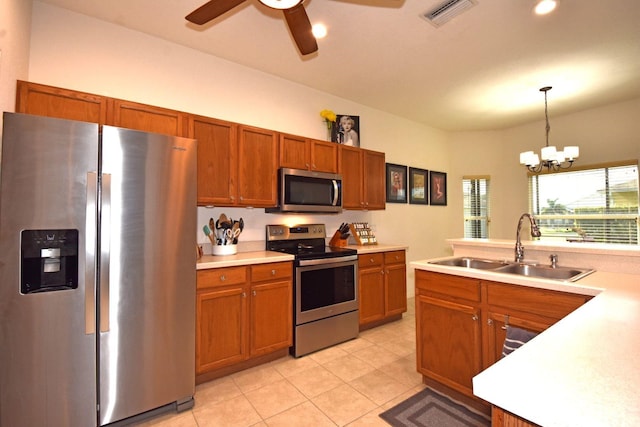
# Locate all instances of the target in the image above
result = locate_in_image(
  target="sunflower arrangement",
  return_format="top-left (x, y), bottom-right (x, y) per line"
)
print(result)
top-left (319, 109), bottom-right (337, 130)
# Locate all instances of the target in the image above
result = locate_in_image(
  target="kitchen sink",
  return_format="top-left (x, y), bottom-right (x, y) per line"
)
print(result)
top-left (428, 257), bottom-right (595, 282)
top-left (430, 257), bottom-right (510, 270)
top-left (493, 263), bottom-right (594, 282)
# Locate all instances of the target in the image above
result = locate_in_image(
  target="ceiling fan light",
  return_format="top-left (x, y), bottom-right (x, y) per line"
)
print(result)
top-left (259, 0), bottom-right (302, 10)
top-left (534, 0), bottom-right (556, 15)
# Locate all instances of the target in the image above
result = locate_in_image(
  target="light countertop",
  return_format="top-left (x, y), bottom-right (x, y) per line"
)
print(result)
top-left (411, 255), bottom-right (640, 426)
top-left (197, 243), bottom-right (407, 270)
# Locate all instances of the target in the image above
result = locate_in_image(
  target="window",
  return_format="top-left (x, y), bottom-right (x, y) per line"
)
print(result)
top-left (463, 176), bottom-right (490, 238)
top-left (529, 162), bottom-right (639, 244)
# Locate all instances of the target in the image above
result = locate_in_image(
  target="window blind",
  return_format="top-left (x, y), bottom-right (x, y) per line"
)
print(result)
top-left (529, 163), bottom-right (639, 244)
top-left (463, 176), bottom-right (490, 238)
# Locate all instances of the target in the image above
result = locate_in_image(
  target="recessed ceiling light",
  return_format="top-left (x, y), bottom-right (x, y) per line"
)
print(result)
top-left (534, 0), bottom-right (557, 15)
top-left (312, 24), bottom-right (327, 39)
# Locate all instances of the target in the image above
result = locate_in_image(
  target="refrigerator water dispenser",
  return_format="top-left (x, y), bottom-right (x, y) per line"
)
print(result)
top-left (21, 229), bottom-right (79, 294)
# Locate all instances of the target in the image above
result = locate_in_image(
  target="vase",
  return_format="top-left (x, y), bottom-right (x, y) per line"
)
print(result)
top-left (326, 123), bottom-right (334, 142)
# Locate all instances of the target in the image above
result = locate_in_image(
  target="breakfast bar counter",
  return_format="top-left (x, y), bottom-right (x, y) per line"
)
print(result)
top-left (411, 239), bottom-right (640, 426)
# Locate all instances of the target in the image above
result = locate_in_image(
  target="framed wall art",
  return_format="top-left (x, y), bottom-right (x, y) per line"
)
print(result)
top-left (386, 163), bottom-right (407, 203)
top-left (331, 114), bottom-right (360, 147)
top-left (409, 167), bottom-right (428, 205)
top-left (429, 171), bottom-right (447, 206)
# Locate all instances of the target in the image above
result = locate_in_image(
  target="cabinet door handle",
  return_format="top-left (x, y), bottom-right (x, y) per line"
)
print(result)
top-left (472, 314), bottom-right (479, 321)
top-left (487, 319), bottom-right (493, 326)
top-left (242, 292), bottom-right (246, 298)
top-left (252, 290), bottom-right (257, 297)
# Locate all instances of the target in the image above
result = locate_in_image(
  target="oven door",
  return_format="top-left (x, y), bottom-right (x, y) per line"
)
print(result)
top-left (295, 256), bottom-right (358, 325)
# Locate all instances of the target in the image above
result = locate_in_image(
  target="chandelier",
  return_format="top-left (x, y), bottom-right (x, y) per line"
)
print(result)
top-left (519, 86), bottom-right (579, 173)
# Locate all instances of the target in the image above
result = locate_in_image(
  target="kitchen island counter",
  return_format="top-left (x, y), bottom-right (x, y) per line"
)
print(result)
top-left (411, 254), bottom-right (640, 426)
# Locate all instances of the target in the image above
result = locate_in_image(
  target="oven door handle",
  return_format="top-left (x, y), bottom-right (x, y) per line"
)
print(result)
top-left (297, 255), bottom-right (358, 267)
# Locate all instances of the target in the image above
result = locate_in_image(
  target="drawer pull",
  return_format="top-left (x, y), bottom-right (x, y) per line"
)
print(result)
top-left (271, 269), bottom-right (276, 276)
top-left (220, 275), bottom-right (226, 282)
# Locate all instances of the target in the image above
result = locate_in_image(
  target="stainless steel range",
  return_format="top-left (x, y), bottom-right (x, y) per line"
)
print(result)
top-left (266, 224), bottom-right (359, 357)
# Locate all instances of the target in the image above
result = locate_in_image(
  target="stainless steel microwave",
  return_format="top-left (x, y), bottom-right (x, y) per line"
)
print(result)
top-left (266, 168), bottom-right (342, 213)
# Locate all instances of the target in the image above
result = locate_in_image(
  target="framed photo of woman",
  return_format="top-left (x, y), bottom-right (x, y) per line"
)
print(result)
top-left (386, 163), bottom-right (407, 203)
top-left (429, 171), bottom-right (447, 206)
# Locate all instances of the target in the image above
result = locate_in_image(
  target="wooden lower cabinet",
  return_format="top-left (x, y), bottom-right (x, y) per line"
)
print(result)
top-left (358, 250), bottom-right (407, 328)
top-left (415, 270), bottom-right (591, 400)
top-left (196, 262), bottom-right (292, 382)
top-left (492, 406), bottom-right (541, 427)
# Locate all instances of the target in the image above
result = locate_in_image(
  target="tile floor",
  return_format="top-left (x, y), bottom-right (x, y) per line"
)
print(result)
top-left (139, 298), bottom-right (425, 427)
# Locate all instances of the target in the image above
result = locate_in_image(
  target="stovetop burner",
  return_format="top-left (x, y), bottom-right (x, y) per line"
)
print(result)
top-left (266, 224), bottom-right (357, 260)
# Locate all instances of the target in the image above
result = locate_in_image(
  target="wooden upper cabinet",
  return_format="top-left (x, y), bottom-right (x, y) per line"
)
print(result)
top-left (362, 149), bottom-right (386, 210)
top-left (278, 134), bottom-right (338, 173)
top-left (15, 80), bottom-right (108, 124)
top-left (108, 99), bottom-right (188, 137)
top-left (279, 133), bottom-right (310, 170)
top-left (339, 146), bottom-right (385, 210)
top-left (237, 125), bottom-right (278, 207)
top-left (190, 115), bottom-right (238, 206)
top-left (339, 145), bottom-right (364, 209)
top-left (309, 139), bottom-right (338, 173)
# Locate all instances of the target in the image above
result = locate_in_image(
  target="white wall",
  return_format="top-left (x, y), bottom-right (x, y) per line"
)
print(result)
top-left (0, 0), bottom-right (32, 133)
top-left (449, 97), bottom-right (640, 240)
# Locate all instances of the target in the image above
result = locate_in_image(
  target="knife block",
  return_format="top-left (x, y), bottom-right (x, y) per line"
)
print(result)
top-left (329, 230), bottom-right (348, 247)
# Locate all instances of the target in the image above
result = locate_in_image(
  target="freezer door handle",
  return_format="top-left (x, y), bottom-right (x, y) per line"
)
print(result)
top-left (100, 173), bottom-right (111, 333)
top-left (85, 172), bottom-right (97, 334)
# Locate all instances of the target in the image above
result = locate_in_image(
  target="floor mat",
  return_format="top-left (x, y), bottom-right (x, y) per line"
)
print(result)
top-left (379, 387), bottom-right (490, 427)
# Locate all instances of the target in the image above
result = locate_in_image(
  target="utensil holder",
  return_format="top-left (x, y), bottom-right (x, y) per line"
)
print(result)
top-left (212, 244), bottom-right (238, 256)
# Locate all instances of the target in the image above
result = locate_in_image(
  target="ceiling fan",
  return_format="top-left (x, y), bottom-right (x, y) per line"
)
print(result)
top-left (185, 0), bottom-right (317, 56)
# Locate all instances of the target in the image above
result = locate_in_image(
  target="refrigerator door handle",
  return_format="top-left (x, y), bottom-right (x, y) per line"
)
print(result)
top-left (85, 172), bottom-right (97, 334)
top-left (100, 173), bottom-right (111, 333)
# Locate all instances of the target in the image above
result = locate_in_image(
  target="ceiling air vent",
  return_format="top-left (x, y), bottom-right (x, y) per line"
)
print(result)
top-left (421, 0), bottom-right (477, 27)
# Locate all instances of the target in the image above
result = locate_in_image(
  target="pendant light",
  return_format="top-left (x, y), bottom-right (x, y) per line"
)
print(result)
top-left (519, 86), bottom-right (579, 173)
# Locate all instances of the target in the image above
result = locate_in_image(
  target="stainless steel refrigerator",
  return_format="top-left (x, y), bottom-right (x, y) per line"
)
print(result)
top-left (0, 112), bottom-right (197, 426)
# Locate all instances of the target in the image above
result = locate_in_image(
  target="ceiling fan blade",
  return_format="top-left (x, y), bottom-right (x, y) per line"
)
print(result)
top-left (186, 0), bottom-right (247, 25)
top-left (283, 4), bottom-right (318, 55)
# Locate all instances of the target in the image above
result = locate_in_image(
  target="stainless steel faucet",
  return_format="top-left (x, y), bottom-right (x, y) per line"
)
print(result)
top-left (515, 213), bottom-right (542, 262)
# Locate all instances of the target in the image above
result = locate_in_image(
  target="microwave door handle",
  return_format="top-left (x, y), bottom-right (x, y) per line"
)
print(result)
top-left (332, 180), bottom-right (339, 206)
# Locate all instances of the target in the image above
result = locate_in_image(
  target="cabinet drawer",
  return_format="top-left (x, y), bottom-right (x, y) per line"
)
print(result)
top-left (415, 271), bottom-right (481, 303)
top-left (197, 266), bottom-right (247, 290)
top-left (359, 252), bottom-right (384, 268)
top-left (384, 250), bottom-right (405, 265)
top-left (485, 281), bottom-right (589, 320)
top-left (251, 262), bottom-right (293, 282)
